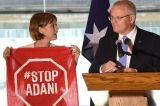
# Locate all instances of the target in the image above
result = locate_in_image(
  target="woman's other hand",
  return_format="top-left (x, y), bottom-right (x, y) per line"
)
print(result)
top-left (3, 47), bottom-right (11, 60)
top-left (70, 45), bottom-right (80, 64)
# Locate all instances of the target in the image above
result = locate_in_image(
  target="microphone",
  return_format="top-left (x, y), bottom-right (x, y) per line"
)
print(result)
top-left (124, 38), bottom-right (133, 56)
top-left (115, 40), bottom-right (125, 57)
top-left (115, 39), bottom-right (132, 57)
top-left (124, 38), bottom-right (130, 45)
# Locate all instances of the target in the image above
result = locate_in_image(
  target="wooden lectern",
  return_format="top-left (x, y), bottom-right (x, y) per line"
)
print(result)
top-left (82, 72), bottom-right (160, 106)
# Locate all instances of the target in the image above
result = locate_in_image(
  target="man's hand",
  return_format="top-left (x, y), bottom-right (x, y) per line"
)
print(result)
top-left (124, 68), bottom-right (137, 72)
top-left (101, 61), bottom-right (116, 73)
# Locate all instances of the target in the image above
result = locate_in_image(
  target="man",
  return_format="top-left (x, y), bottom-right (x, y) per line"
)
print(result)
top-left (89, 0), bottom-right (160, 73)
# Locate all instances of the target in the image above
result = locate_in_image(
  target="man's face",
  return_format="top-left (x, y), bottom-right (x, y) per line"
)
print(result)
top-left (110, 5), bottom-right (133, 35)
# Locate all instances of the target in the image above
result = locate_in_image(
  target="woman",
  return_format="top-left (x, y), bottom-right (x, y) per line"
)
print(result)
top-left (4, 12), bottom-right (80, 106)
top-left (3, 12), bottom-right (80, 63)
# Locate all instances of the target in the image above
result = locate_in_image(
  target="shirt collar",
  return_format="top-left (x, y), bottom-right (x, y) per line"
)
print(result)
top-left (119, 26), bottom-right (137, 40)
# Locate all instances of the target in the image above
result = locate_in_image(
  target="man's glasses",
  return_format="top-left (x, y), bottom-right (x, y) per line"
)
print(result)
top-left (109, 15), bottom-right (130, 21)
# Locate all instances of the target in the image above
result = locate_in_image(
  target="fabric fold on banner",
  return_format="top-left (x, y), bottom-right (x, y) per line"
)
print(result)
top-left (6, 46), bottom-right (79, 106)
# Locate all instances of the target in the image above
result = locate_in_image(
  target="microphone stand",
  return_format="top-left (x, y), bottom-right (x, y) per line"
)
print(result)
top-left (115, 39), bottom-right (132, 72)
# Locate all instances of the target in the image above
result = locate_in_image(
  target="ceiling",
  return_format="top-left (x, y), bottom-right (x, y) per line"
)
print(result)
top-left (0, 0), bottom-right (160, 13)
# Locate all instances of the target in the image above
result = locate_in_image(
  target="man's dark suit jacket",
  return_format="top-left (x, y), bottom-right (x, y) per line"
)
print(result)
top-left (89, 27), bottom-right (160, 73)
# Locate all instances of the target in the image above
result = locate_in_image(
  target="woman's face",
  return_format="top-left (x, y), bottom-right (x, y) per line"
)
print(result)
top-left (40, 20), bottom-right (59, 41)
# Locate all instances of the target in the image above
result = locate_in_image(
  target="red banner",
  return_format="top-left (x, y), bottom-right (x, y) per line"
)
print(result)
top-left (6, 46), bottom-right (79, 106)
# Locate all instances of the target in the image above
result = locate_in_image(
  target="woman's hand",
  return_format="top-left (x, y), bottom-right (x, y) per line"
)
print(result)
top-left (3, 47), bottom-right (11, 60)
top-left (70, 45), bottom-right (80, 64)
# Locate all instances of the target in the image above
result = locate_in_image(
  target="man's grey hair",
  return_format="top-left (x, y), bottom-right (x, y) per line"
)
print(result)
top-left (113, 0), bottom-right (137, 16)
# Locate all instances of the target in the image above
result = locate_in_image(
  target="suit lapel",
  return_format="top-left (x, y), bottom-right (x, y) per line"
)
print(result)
top-left (111, 33), bottom-right (119, 61)
top-left (130, 27), bottom-right (143, 67)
